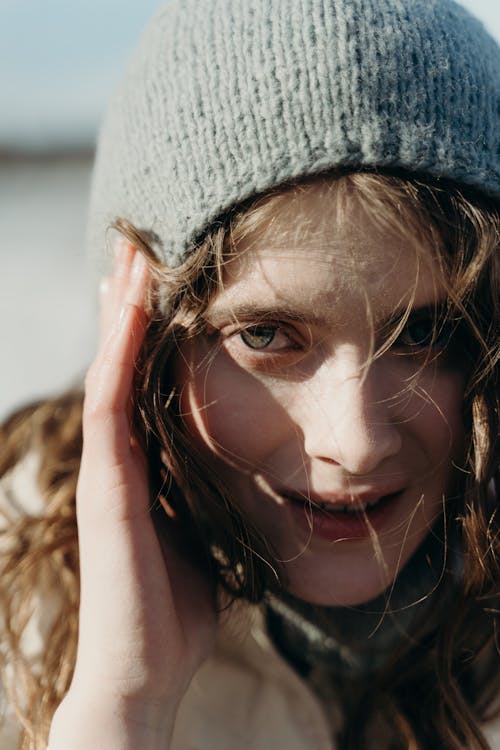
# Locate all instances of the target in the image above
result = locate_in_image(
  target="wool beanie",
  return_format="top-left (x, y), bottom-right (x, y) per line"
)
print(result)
top-left (87, 0), bottom-right (500, 268)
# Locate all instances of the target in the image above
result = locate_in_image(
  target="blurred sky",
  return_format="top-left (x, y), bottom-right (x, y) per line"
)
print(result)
top-left (0, 0), bottom-right (159, 150)
top-left (1, 0), bottom-right (500, 150)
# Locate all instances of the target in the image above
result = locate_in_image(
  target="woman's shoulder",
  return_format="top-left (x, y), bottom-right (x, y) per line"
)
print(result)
top-left (176, 599), bottom-right (500, 750)
top-left (171, 603), bottom-right (336, 750)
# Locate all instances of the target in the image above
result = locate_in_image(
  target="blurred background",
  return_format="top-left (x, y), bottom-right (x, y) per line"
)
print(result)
top-left (1, 0), bottom-right (499, 420)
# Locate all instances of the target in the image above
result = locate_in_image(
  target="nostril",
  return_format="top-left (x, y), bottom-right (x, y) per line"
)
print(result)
top-left (305, 416), bottom-right (402, 475)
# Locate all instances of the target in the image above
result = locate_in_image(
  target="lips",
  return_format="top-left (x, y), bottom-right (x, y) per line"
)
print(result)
top-left (280, 487), bottom-right (405, 513)
top-left (278, 486), bottom-right (406, 541)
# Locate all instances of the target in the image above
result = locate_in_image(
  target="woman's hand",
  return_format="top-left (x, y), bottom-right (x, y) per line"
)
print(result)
top-left (48, 242), bottom-right (216, 750)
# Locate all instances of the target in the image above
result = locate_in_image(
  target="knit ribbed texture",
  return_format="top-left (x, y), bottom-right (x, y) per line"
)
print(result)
top-left (88, 0), bottom-right (500, 268)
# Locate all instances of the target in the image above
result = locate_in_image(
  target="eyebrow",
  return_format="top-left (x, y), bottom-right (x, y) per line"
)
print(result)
top-left (204, 298), bottom-right (454, 330)
top-left (204, 302), bottom-right (330, 327)
top-left (205, 299), bottom-right (448, 329)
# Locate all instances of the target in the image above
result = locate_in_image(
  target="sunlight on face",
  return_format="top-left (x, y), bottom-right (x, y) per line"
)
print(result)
top-left (176, 183), bottom-right (466, 606)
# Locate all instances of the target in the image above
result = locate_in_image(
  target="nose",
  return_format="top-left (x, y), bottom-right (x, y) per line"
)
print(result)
top-left (301, 353), bottom-right (402, 475)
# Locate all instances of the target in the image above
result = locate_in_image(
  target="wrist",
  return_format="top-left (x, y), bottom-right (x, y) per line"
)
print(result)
top-left (48, 691), bottom-right (179, 750)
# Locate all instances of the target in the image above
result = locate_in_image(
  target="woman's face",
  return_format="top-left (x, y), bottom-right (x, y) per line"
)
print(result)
top-left (176, 185), bottom-right (466, 606)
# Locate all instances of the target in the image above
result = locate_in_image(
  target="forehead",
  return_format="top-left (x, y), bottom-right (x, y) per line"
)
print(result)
top-left (210, 184), bottom-right (444, 320)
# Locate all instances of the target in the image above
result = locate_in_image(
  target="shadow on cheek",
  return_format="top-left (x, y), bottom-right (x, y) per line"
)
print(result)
top-left (176, 351), bottom-right (311, 474)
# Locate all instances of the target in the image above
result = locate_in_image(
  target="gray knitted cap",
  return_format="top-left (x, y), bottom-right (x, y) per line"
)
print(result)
top-left (88, 0), bottom-right (500, 268)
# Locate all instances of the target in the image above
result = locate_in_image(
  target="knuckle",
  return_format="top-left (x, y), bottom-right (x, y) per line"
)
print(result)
top-left (83, 401), bottom-right (112, 423)
top-left (82, 402), bottom-right (124, 432)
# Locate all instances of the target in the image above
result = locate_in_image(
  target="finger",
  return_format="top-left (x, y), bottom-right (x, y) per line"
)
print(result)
top-left (111, 238), bottom-right (136, 311)
top-left (98, 276), bottom-right (111, 342)
top-left (84, 251), bottom-right (150, 457)
top-left (87, 250), bottom-right (149, 416)
top-left (98, 238), bottom-right (136, 352)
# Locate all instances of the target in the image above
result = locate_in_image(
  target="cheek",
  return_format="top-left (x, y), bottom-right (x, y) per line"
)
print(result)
top-left (409, 367), bottom-right (466, 464)
top-left (177, 346), bottom-right (292, 463)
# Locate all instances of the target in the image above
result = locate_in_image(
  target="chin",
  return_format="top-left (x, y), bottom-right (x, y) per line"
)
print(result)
top-left (285, 579), bottom-right (393, 608)
top-left (279, 551), bottom-right (404, 608)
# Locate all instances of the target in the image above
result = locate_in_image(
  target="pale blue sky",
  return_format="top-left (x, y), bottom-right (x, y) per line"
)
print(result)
top-left (0, 0), bottom-right (159, 148)
top-left (1, 0), bottom-right (499, 150)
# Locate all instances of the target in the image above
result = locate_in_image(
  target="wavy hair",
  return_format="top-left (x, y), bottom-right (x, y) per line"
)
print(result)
top-left (0, 170), bottom-right (498, 749)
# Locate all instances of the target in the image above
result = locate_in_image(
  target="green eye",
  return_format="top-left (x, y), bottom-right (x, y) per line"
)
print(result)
top-left (239, 326), bottom-right (277, 349)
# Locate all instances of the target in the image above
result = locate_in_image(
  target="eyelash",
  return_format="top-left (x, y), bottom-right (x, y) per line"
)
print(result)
top-left (219, 314), bottom-right (456, 360)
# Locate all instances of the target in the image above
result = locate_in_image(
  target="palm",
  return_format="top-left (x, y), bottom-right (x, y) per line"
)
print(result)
top-left (69, 244), bottom-right (215, 714)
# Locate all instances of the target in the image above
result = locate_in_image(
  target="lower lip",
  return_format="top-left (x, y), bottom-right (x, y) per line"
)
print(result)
top-left (285, 491), bottom-right (404, 542)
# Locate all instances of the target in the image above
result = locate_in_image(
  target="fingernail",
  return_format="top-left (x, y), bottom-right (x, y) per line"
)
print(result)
top-left (131, 250), bottom-right (147, 279)
top-left (114, 235), bottom-right (129, 258)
